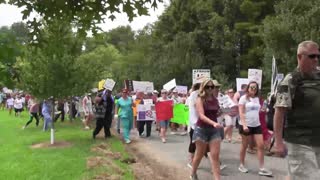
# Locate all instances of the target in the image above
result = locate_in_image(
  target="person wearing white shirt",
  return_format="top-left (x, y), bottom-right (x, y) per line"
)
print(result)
top-left (238, 81), bottom-right (272, 176)
top-left (14, 96), bottom-right (24, 117)
top-left (6, 96), bottom-right (14, 115)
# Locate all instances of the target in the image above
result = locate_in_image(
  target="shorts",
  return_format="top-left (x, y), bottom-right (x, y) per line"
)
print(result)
top-left (239, 125), bottom-right (262, 136)
top-left (224, 115), bottom-right (237, 126)
top-left (286, 142), bottom-right (320, 180)
top-left (14, 108), bottom-right (23, 113)
top-left (192, 126), bottom-right (224, 143)
top-left (159, 120), bottom-right (169, 128)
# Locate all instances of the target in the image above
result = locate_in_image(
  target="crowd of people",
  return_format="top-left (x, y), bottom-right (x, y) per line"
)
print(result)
top-left (1, 40), bottom-right (319, 180)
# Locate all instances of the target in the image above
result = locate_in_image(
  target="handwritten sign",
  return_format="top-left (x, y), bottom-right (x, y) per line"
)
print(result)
top-left (104, 78), bottom-right (116, 91)
top-left (133, 81), bottom-right (154, 93)
top-left (176, 85), bottom-right (188, 94)
top-left (248, 69), bottom-right (262, 89)
top-left (193, 69), bottom-right (211, 84)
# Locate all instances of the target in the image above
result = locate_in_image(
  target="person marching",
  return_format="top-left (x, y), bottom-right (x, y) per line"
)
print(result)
top-left (190, 79), bottom-right (224, 180)
top-left (238, 81), bottom-right (272, 176)
top-left (92, 94), bottom-right (107, 139)
top-left (114, 89), bottom-right (134, 144)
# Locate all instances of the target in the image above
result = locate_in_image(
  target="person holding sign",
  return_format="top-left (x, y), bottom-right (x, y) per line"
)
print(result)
top-left (238, 81), bottom-right (272, 176)
top-left (114, 89), bottom-right (134, 144)
top-left (157, 89), bottom-right (172, 143)
top-left (191, 79), bottom-right (224, 180)
top-left (223, 89), bottom-right (238, 143)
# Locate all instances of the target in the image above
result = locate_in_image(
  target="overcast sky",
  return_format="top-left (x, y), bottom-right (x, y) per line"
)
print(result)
top-left (0, 1), bottom-right (169, 31)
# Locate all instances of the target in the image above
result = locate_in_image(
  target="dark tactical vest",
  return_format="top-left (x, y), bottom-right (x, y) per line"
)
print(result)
top-left (285, 69), bottom-right (320, 146)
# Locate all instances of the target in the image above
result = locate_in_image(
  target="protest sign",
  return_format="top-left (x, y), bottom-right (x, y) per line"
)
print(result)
top-left (236, 78), bottom-right (249, 92)
top-left (133, 81), bottom-right (154, 93)
top-left (217, 94), bottom-right (236, 109)
top-left (171, 104), bottom-right (189, 125)
top-left (248, 69), bottom-right (262, 89)
top-left (124, 80), bottom-right (134, 91)
top-left (143, 99), bottom-right (153, 105)
top-left (163, 79), bottom-right (176, 91)
top-left (137, 104), bottom-right (156, 121)
top-left (155, 100), bottom-right (173, 121)
top-left (176, 85), bottom-right (188, 94)
top-left (104, 78), bottom-right (116, 91)
top-left (192, 69), bottom-right (211, 84)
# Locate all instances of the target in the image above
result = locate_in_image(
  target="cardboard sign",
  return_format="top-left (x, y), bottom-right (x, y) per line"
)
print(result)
top-left (104, 78), bottom-right (116, 91)
top-left (132, 81), bottom-right (154, 93)
top-left (236, 78), bottom-right (249, 92)
top-left (192, 69), bottom-right (211, 84)
top-left (137, 104), bottom-right (156, 121)
top-left (98, 80), bottom-right (105, 91)
top-left (248, 69), bottom-right (262, 89)
top-left (217, 94), bottom-right (236, 109)
top-left (163, 79), bottom-right (176, 91)
top-left (176, 85), bottom-right (188, 94)
top-left (155, 100), bottom-right (173, 121)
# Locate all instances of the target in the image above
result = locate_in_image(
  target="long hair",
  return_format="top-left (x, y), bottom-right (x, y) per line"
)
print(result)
top-left (245, 81), bottom-right (260, 100)
top-left (198, 79), bottom-right (214, 101)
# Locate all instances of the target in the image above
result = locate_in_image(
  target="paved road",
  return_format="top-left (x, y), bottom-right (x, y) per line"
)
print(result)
top-left (127, 127), bottom-right (287, 180)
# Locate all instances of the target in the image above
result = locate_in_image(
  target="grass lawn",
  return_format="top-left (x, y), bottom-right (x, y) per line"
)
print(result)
top-left (0, 110), bottom-right (134, 180)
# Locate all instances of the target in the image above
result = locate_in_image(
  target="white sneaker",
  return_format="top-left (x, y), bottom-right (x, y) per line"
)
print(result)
top-left (125, 140), bottom-right (131, 144)
top-left (180, 131), bottom-right (187, 136)
top-left (259, 168), bottom-right (273, 177)
top-left (187, 162), bottom-right (192, 169)
top-left (220, 164), bottom-right (227, 170)
top-left (170, 132), bottom-right (177, 135)
top-left (238, 164), bottom-right (249, 173)
top-left (84, 126), bottom-right (90, 130)
top-left (22, 126), bottom-right (26, 130)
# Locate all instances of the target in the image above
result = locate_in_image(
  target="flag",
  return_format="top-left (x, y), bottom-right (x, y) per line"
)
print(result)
top-left (271, 56), bottom-right (278, 94)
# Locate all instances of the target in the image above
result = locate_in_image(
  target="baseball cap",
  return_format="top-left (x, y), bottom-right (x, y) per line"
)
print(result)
top-left (153, 90), bottom-right (159, 94)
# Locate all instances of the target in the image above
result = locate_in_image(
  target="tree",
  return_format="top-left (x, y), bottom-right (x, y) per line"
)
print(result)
top-left (4, 0), bottom-right (163, 39)
top-left (262, 0), bottom-right (320, 88)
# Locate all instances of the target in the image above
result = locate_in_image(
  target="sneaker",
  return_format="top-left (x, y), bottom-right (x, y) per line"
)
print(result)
top-left (187, 163), bottom-right (192, 169)
top-left (190, 174), bottom-right (198, 180)
top-left (180, 131), bottom-right (187, 136)
top-left (22, 126), bottom-right (26, 130)
top-left (170, 132), bottom-right (177, 135)
top-left (125, 140), bottom-right (131, 144)
top-left (220, 164), bottom-right (227, 170)
top-left (259, 168), bottom-right (273, 177)
top-left (238, 164), bottom-right (249, 173)
top-left (161, 138), bottom-right (166, 143)
top-left (84, 126), bottom-right (90, 130)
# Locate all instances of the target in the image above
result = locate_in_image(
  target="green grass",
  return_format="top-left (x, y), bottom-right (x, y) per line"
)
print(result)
top-left (0, 110), bottom-right (134, 180)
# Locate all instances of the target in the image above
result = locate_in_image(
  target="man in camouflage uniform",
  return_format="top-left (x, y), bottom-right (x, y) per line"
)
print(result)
top-left (273, 40), bottom-right (320, 179)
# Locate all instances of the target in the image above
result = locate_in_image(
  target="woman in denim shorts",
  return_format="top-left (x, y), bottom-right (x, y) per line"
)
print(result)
top-left (190, 79), bottom-right (224, 180)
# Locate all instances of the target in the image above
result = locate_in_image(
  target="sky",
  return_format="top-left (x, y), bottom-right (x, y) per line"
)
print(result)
top-left (0, 1), bottom-right (169, 32)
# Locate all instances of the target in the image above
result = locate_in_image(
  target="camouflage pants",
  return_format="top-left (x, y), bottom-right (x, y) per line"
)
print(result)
top-left (287, 142), bottom-right (320, 180)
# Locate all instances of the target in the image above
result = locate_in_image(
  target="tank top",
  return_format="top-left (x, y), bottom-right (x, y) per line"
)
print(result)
top-left (196, 97), bottom-right (219, 128)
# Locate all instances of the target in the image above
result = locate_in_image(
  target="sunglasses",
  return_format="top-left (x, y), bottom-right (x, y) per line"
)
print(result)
top-left (249, 86), bottom-right (257, 90)
top-left (161, 92), bottom-right (167, 94)
top-left (304, 54), bottom-right (320, 59)
top-left (205, 85), bottom-right (215, 90)
top-left (228, 91), bottom-right (234, 93)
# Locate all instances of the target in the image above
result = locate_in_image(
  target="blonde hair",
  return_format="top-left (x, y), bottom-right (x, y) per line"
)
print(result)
top-left (198, 79), bottom-right (214, 100)
top-left (297, 40), bottom-right (319, 55)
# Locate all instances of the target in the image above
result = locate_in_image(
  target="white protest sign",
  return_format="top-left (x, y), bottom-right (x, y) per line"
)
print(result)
top-left (248, 69), bottom-right (263, 89)
top-left (163, 79), bottom-right (176, 91)
top-left (236, 78), bottom-right (249, 92)
top-left (277, 73), bottom-right (284, 82)
top-left (192, 69), bottom-right (211, 84)
top-left (104, 78), bottom-right (116, 90)
top-left (132, 81), bottom-right (154, 93)
top-left (143, 99), bottom-right (153, 105)
top-left (217, 94), bottom-right (236, 109)
top-left (137, 104), bottom-right (156, 121)
top-left (176, 85), bottom-right (188, 94)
